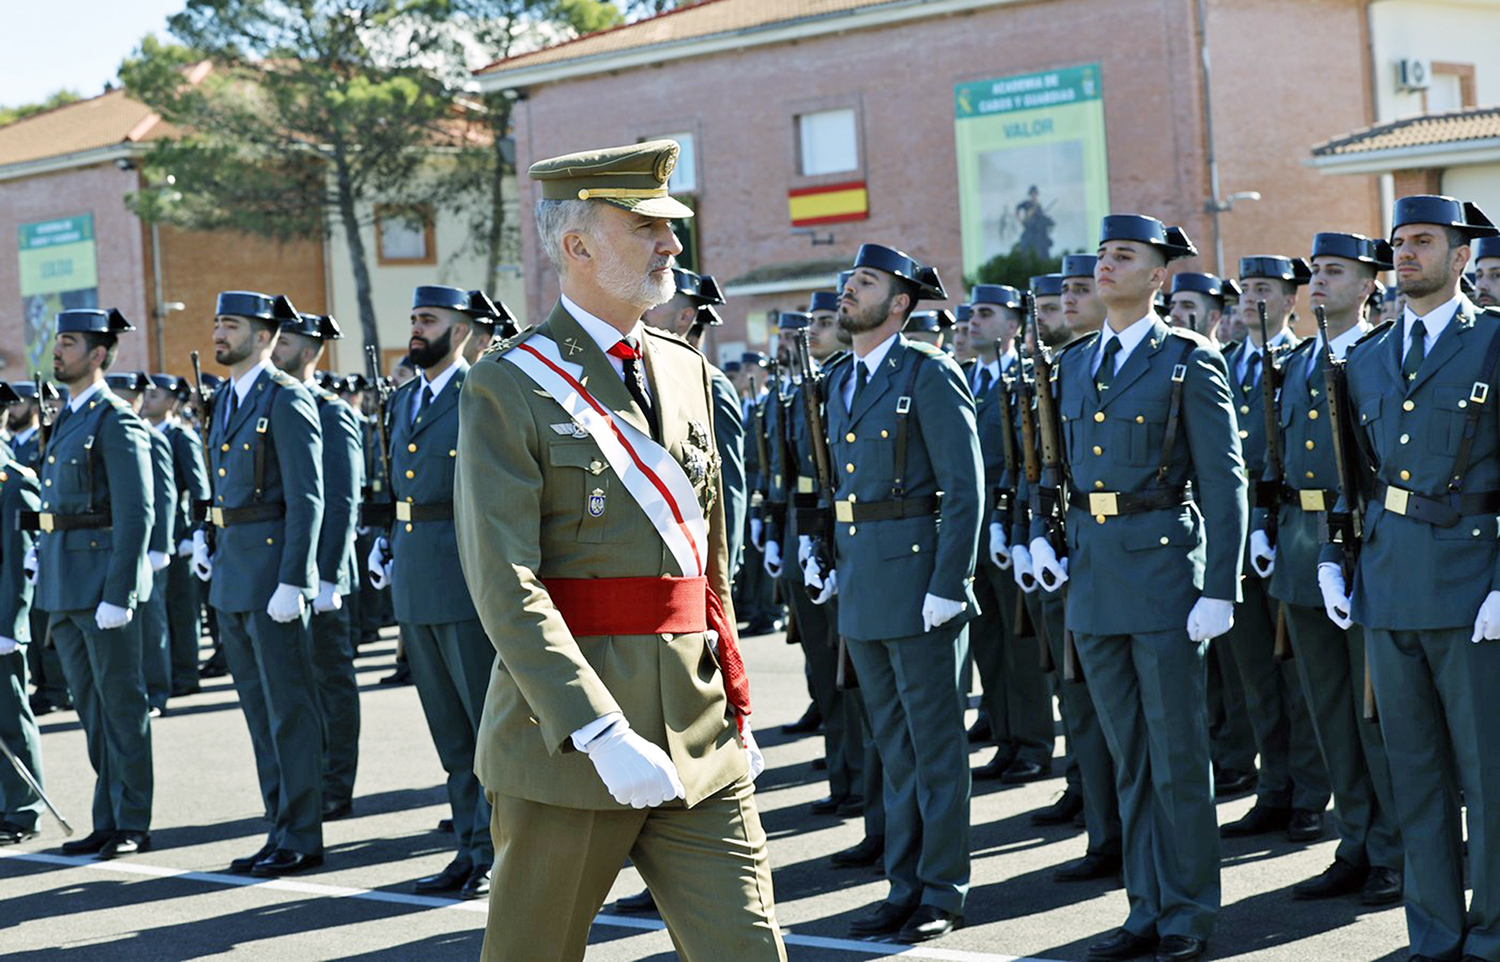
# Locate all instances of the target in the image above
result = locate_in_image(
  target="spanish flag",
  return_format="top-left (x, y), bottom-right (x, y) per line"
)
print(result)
top-left (788, 181), bottom-right (869, 227)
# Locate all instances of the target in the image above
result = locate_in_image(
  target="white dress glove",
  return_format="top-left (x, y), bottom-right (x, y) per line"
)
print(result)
top-left (1186, 597), bottom-right (1235, 641)
top-left (1029, 537), bottom-right (1069, 591)
top-left (988, 522), bottom-right (1012, 570)
top-left (191, 530), bottom-right (213, 581)
top-left (803, 554), bottom-right (838, 604)
top-left (1317, 562), bottom-right (1353, 630)
top-left (367, 537), bottom-right (392, 591)
top-left (1249, 530), bottom-right (1276, 578)
top-left (267, 583), bottom-right (306, 623)
top-left (313, 581), bottom-right (343, 614)
top-left (797, 534), bottom-right (813, 567)
top-left (742, 720), bottom-right (765, 783)
top-left (149, 550), bottom-right (171, 572)
top-left (176, 539), bottom-right (193, 558)
top-left (749, 517), bottom-right (765, 551)
top-left (0, 637), bottom-right (18, 656)
top-left (1012, 544), bottom-right (1037, 593)
top-left (1472, 590), bottom-right (1500, 643)
top-left (922, 593), bottom-right (967, 632)
top-left (763, 540), bottom-right (783, 578)
top-left (582, 719), bottom-right (686, 808)
top-left (95, 602), bottom-right (133, 631)
top-left (23, 545), bottom-right (38, 586)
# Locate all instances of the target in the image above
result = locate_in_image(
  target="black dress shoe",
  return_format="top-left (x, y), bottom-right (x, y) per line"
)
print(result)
top-left (744, 619), bottom-right (778, 637)
top-left (1219, 804), bottom-right (1291, 837)
top-left (1087, 927), bottom-right (1157, 960)
top-left (97, 832), bottom-right (150, 860)
top-left (61, 830), bottom-right (115, 855)
top-left (251, 849), bottom-right (324, 877)
top-left (1000, 758), bottom-right (1052, 785)
top-left (848, 901), bottom-right (916, 937)
top-left (230, 842), bottom-right (277, 874)
top-left (1031, 790), bottom-right (1085, 825)
top-left (1359, 867), bottom-right (1402, 905)
top-left (1074, 810), bottom-right (1088, 828)
top-left (1286, 809), bottom-right (1325, 842)
top-left (811, 757), bottom-right (827, 771)
top-left (836, 796), bottom-right (865, 818)
top-left (1214, 768), bottom-right (1258, 797)
top-left (1292, 858), bottom-right (1367, 899)
top-left (0, 822), bottom-right (39, 845)
top-left (896, 905), bottom-right (961, 943)
top-left (1055, 852), bottom-right (1123, 882)
top-left (414, 857), bottom-right (473, 893)
top-left (1155, 934), bottom-right (1206, 961)
top-left (972, 751), bottom-right (1016, 780)
top-left (831, 836), bottom-right (884, 868)
top-left (199, 658), bottom-right (229, 679)
top-left (810, 794), bottom-right (847, 815)
top-left (379, 662), bottom-right (412, 686)
top-left (322, 799), bottom-right (354, 821)
top-left (781, 703), bottom-right (822, 735)
top-left (459, 865), bottom-right (490, 900)
top-left (436, 818), bottom-right (453, 833)
top-left (170, 682), bottom-right (201, 697)
top-left (614, 889), bottom-right (657, 913)
top-left (966, 715), bottom-right (993, 744)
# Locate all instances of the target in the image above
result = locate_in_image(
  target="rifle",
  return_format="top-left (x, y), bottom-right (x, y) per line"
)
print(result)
top-left (990, 337), bottom-right (1035, 645)
top-left (189, 351), bottom-right (217, 548)
top-left (1314, 305), bottom-right (1376, 722)
top-left (33, 371), bottom-right (53, 462)
top-left (1013, 299), bottom-right (1052, 670)
top-left (1029, 329), bottom-right (1079, 681)
top-left (359, 344), bottom-right (396, 530)
top-left (1256, 301), bottom-right (1292, 662)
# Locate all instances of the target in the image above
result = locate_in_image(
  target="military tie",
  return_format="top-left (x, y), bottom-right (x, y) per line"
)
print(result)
top-left (222, 388), bottom-right (239, 431)
top-left (852, 361), bottom-right (870, 411)
top-left (609, 337), bottom-right (659, 440)
top-left (1403, 318), bottom-right (1427, 383)
top-left (975, 366), bottom-right (993, 400)
top-left (1094, 337), bottom-right (1120, 399)
top-left (50, 404), bottom-right (72, 437)
top-left (413, 383), bottom-right (433, 424)
top-left (1241, 352), bottom-right (1261, 396)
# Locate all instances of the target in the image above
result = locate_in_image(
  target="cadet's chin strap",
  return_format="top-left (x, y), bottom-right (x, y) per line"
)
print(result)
top-left (891, 358), bottom-right (924, 499)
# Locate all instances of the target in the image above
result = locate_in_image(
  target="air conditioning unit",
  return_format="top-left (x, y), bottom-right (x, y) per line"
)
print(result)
top-left (1397, 59), bottom-right (1431, 92)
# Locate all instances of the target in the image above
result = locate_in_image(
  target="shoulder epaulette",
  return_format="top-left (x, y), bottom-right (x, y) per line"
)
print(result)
top-left (1350, 319), bottom-right (1394, 352)
top-left (311, 385), bottom-right (339, 404)
top-left (1055, 330), bottom-right (1101, 360)
top-left (823, 351), bottom-right (854, 373)
top-left (905, 339), bottom-right (945, 358)
top-left (1221, 338), bottom-right (1244, 355)
top-left (489, 326), bottom-right (540, 360)
top-left (642, 326), bottom-right (696, 352)
top-left (1288, 336), bottom-right (1317, 355)
top-left (1166, 325), bottom-right (1213, 350)
top-left (269, 369), bottom-right (300, 389)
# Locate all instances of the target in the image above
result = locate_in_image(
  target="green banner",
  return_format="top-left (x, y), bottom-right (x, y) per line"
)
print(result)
top-left (954, 64), bottom-right (1110, 281)
top-left (17, 214), bottom-right (98, 376)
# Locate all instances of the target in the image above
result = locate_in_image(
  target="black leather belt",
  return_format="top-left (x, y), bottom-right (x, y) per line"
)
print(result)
top-left (395, 501), bottom-right (453, 522)
top-left (833, 494), bottom-right (940, 523)
top-left (1250, 479), bottom-right (1285, 510)
top-left (792, 492), bottom-right (819, 510)
top-left (359, 502), bottom-right (394, 528)
top-left (17, 510), bottom-right (110, 532)
top-left (212, 503), bottom-right (286, 527)
top-left (1374, 482), bottom-right (1500, 529)
top-left (1067, 485), bottom-right (1191, 518)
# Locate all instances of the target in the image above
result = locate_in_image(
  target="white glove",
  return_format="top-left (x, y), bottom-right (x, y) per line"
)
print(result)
top-left (176, 539), bottom-right (193, 558)
top-left (922, 593), bottom-right (967, 632)
top-left (797, 534), bottom-right (813, 567)
top-left (0, 637), bottom-right (18, 656)
top-left (23, 545), bottom-right (38, 586)
top-left (803, 553), bottom-right (838, 603)
top-left (267, 583), bottom-right (306, 624)
top-left (742, 721), bottom-right (765, 783)
top-left (749, 517), bottom-right (765, 551)
top-left (191, 530), bottom-right (213, 581)
top-left (1472, 590), bottom-right (1500, 643)
top-left (582, 719), bottom-right (686, 808)
top-left (1012, 544), bottom-right (1037, 593)
top-left (988, 522), bottom-right (1012, 570)
top-left (1029, 537), bottom-right (1069, 591)
top-left (1249, 530), bottom-right (1276, 578)
top-left (1317, 562), bottom-right (1353, 630)
top-left (763, 540), bottom-right (783, 578)
top-left (95, 602), bottom-right (133, 631)
top-left (1186, 597), bottom-right (1235, 642)
top-left (149, 550), bottom-right (171, 572)
top-left (313, 581), bottom-right (343, 614)
top-left (367, 537), bottom-right (392, 591)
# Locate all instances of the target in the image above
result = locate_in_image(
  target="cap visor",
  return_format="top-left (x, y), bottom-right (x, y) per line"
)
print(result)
top-left (608, 195), bottom-right (695, 220)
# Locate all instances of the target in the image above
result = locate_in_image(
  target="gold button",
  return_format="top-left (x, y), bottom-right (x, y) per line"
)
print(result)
top-left (528, 715), bottom-right (539, 726)
top-left (1308, 409), bottom-right (1319, 420)
top-left (1094, 412), bottom-right (1106, 422)
top-left (1474, 528), bottom-right (1483, 537)
top-left (243, 443), bottom-right (250, 450)
top-left (405, 523), bottom-right (414, 532)
top-left (1160, 536), bottom-right (1170, 545)
top-left (406, 496), bottom-right (414, 503)
top-left (1094, 480), bottom-right (1105, 489)
top-left (911, 544), bottom-right (920, 553)
top-left (43, 479), bottom-right (50, 486)
top-left (1239, 430), bottom-right (1249, 439)
top-left (1304, 440), bottom-right (1315, 450)
top-left (845, 432), bottom-right (856, 442)
top-left (1095, 514), bottom-right (1106, 524)
top-left (220, 444), bottom-right (229, 452)
top-left (450, 449), bottom-right (457, 457)
top-left (1400, 469), bottom-right (1411, 481)
top-left (848, 525), bottom-right (856, 535)
top-left (848, 494), bottom-right (857, 503)
top-left (1136, 415), bottom-right (1145, 424)
top-left (1092, 445), bottom-right (1103, 456)
top-left (1240, 405), bottom-right (1250, 415)
top-left (407, 443), bottom-right (417, 453)
top-left (845, 463), bottom-right (854, 473)
top-left (405, 469), bottom-right (415, 479)
top-left (218, 468), bottom-right (226, 477)
top-left (47, 455), bottom-right (55, 463)
top-left (1400, 434), bottom-right (1410, 445)
top-left (881, 429), bottom-right (889, 438)
top-left (265, 537), bottom-right (274, 545)
top-left (1305, 470), bottom-right (1315, 479)
top-left (1403, 400), bottom-right (1415, 412)
top-left (660, 632), bottom-right (673, 642)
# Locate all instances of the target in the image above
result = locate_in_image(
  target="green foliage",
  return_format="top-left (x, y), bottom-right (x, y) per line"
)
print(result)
top-left (548, 0), bottom-right (623, 34)
top-left (966, 247), bottom-right (1067, 291)
top-left (0, 90), bottom-right (85, 127)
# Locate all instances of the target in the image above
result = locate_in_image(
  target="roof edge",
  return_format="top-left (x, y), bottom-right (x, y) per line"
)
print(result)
top-left (1307, 137), bottom-right (1500, 175)
top-left (0, 141), bottom-right (146, 184)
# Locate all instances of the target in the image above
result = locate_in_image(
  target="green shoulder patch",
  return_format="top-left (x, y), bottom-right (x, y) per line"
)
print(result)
top-left (269, 369), bottom-right (301, 389)
top-left (488, 326), bottom-right (539, 360)
top-left (1350, 319), bottom-right (1394, 352)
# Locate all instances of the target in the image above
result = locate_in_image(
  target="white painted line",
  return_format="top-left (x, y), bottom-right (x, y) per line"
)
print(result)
top-left (0, 851), bottom-right (1063, 961)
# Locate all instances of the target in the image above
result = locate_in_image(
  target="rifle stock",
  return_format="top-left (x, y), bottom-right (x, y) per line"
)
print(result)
top-left (1256, 302), bottom-right (1294, 663)
top-left (1026, 321), bottom-right (1079, 681)
top-left (360, 344), bottom-right (397, 530)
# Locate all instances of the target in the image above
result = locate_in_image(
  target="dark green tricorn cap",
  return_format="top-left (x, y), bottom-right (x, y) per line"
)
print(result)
top-left (529, 139), bottom-right (694, 220)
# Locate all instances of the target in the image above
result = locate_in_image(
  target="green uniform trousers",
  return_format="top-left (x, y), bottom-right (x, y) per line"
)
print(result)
top-left (972, 562), bottom-right (1054, 768)
top-left (25, 607), bottom-right (69, 707)
top-left (1285, 605), bottom-right (1402, 871)
top-left (483, 775), bottom-right (785, 962)
top-left (1074, 628), bottom-right (1219, 941)
top-left (1220, 574), bottom-right (1329, 810)
top-left (165, 554), bottom-right (202, 693)
top-left (847, 622), bottom-right (970, 914)
top-left (139, 585), bottom-right (171, 712)
top-left (1023, 587), bottom-right (1074, 791)
top-left (404, 618), bottom-right (494, 866)
top-left (50, 610), bottom-right (153, 833)
top-left (0, 647), bottom-right (45, 831)
top-left (1207, 638), bottom-right (1257, 776)
top-left (1367, 626), bottom-right (1500, 962)
top-left (785, 575), bottom-right (858, 800)
top-left (736, 541), bottom-right (778, 627)
top-left (217, 606), bottom-right (323, 855)
top-left (310, 605), bottom-right (360, 808)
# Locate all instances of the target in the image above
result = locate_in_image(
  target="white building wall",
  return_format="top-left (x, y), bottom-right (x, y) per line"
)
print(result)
top-left (1369, 0), bottom-right (1500, 121)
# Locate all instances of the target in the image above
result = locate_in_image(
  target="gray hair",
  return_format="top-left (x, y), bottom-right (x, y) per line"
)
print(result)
top-left (535, 198), bottom-right (601, 274)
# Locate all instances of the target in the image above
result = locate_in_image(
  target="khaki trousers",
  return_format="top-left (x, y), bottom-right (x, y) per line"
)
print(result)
top-left (481, 774), bottom-right (785, 962)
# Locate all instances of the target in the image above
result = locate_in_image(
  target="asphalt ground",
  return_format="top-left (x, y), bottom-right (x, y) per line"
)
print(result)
top-left (1, 624), bottom-right (1419, 961)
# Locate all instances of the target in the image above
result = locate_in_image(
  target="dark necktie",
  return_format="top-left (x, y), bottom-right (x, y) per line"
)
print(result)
top-left (414, 383), bottom-right (433, 424)
top-left (1094, 337), bottom-right (1121, 399)
top-left (1403, 319), bottom-right (1427, 383)
top-left (1241, 352), bottom-right (1261, 396)
top-left (852, 362), bottom-right (869, 411)
top-left (223, 388), bottom-right (239, 431)
top-left (608, 337), bottom-right (658, 439)
top-left (975, 366), bottom-right (993, 399)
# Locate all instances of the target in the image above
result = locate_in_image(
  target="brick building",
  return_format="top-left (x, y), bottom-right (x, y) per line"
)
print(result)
top-left (476, 0), bottom-right (1382, 364)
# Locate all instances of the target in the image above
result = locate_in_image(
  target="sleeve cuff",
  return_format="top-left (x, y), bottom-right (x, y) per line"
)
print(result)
top-left (570, 711), bottom-right (624, 752)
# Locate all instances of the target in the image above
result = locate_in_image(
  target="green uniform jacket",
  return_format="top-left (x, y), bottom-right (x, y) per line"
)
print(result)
top-left (0, 462), bottom-right (40, 642)
top-left (1225, 334), bottom-right (1298, 566)
top-left (311, 386), bottom-right (362, 595)
top-left (386, 362), bottom-right (475, 625)
top-left (456, 304), bottom-right (743, 810)
top-left (13, 432), bottom-right (40, 474)
top-left (1041, 320), bottom-right (1247, 634)
top-left (164, 420), bottom-right (209, 550)
top-left (826, 336), bottom-right (984, 641)
top-left (206, 368), bottom-right (323, 612)
top-left (36, 387), bottom-right (154, 613)
top-left (141, 427), bottom-right (177, 603)
top-left (709, 365), bottom-right (746, 573)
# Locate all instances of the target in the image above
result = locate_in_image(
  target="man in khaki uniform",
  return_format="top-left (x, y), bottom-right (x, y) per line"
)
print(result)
top-left (455, 140), bottom-right (785, 962)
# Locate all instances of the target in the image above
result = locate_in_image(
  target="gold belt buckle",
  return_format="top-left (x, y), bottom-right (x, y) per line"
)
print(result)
top-left (834, 499), bottom-right (854, 523)
top-left (1299, 489), bottom-right (1327, 512)
top-left (1088, 492), bottom-right (1119, 517)
top-left (396, 502), bottom-right (412, 522)
top-left (38, 512), bottom-right (54, 533)
top-left (1384, 486), bottom-right (1410, 515)
top-left (797, 477), bottom-right (814, 494)
top-left (211, 507), bottom-right (226, 527)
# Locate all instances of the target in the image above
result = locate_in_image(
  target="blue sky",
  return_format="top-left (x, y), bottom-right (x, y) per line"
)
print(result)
top-left (3, 0), bottom-right (187, 106)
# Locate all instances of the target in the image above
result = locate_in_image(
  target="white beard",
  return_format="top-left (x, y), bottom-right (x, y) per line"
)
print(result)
top-left (596, 242), bottom-right (675, 311)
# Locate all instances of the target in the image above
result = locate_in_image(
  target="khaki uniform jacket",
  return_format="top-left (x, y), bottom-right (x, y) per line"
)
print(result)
top-left (456, 303), bottom-right (746, 811)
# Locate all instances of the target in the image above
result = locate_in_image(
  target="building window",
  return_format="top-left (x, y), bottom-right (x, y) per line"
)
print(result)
top-left (653, 132), bottom-right (697, 194)
top-left (797, 108), bottom-right (858, 177)
top-left (1427, 62), bottom-right (1476, 112)
top-left (375, 204), bottom-right (435, 265)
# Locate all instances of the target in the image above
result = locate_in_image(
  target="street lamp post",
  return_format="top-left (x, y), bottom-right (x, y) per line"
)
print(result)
top-left (1205, 190), bottom-right (1263, 276)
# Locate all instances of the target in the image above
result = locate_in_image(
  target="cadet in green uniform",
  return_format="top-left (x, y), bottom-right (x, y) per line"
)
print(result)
top-left (806, 244), bottom-right (982, 943)
top-left (459, 290), bottom-right (520, 365)
top-left (903, 308), bottom-right (954, 350)
top-left (0, 382), bottom-right (44, 845)
top-left (1219, 257), bottom-right (1331, 843)
top-left (1034, 217), bottom-right (1246, 962)
top-left (740, 349), bottom-right (782, 636)
top-left (367, 285), bottom-right (494, 900)
top-left (10, 382), bottom-right (71, 717)
top-left (1320, 195), bottom-right (1500, 962)
top-left (36, 309), bottom-right (155, 860)
top-left (1475, 236), bottom-right (1500, 308)
top-left (273, 312), bottom-right (363, 822)
top-left (199, 291), bottom-right (326, 877)
top-left (1247, 232), bottom-right (1403, 906)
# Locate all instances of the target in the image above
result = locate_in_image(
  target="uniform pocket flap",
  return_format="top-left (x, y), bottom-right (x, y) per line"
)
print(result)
top-left (548, 441), bottom-right (601, 470)
top-left (1121, 516), bottom-right (1196, 551)
top-left (1434, 515), bottom-right (1500, 540)
top-left (1359, 396), bottom-right (1382, 425)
